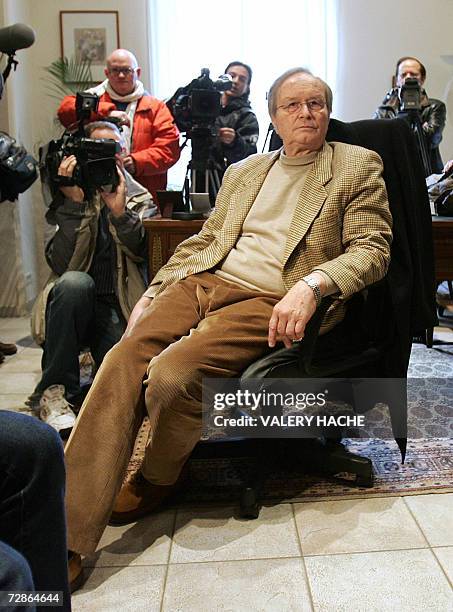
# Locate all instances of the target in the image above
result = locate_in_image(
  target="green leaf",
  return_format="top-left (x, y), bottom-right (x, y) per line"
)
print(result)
top-left (43, 56), bottom-right (94, 98)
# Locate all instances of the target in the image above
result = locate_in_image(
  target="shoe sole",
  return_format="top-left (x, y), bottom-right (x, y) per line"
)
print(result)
top-left (108, 507), bottom-right (156, 526)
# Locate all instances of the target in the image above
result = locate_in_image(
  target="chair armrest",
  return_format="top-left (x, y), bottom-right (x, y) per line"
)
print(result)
top-left (297, 296), bottom-right (335, 373)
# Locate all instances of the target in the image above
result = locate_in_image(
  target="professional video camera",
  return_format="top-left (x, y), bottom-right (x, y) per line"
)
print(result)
top-left (167, 69), bottom-right (232, 206)
top-left (39, 92), bottom-right (120, 202)
top-left (168, 68), bottom-right (233, 136)
top-left (399, 77), bottom-right (422, 112)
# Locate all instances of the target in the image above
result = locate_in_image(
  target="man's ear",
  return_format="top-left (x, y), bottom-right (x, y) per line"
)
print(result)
top-left (136, 67), bottom-right (142, 79)
top-left (270, 115), bottom-right (279, 135)
top-left (104, 67), bottom-right (109, 79)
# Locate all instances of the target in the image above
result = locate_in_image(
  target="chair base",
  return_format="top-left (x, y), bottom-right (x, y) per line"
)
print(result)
top-left (192, 437), bottom-right (374, 519)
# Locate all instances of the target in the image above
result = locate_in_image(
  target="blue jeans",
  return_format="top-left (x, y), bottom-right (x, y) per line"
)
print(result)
top-left (0, 411), bottom-right (71, 611)
top-left (34, 271), bottom-right (126, 400)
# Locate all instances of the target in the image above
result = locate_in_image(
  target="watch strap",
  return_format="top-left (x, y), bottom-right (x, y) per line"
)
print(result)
top-left (302, 275), bottom-right (322, 307)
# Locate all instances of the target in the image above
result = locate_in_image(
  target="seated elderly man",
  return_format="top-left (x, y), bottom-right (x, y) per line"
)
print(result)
top-left (66, 67), bottom-right (392, 587)
top-left (29, 121), bottom-right (156, 434)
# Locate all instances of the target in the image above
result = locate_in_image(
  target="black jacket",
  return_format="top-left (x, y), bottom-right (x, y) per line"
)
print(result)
top-left (373, 88), bottom-right (446, 173)
top-left (211, 95), bottom-right (259, 175)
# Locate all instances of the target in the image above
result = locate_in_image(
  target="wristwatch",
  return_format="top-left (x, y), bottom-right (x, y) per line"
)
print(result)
top-left (302, 275), bottom-right (322, 307)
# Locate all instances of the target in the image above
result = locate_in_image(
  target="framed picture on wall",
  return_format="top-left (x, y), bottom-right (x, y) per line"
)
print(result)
top-left (60, 10), bottom-right (120, 81)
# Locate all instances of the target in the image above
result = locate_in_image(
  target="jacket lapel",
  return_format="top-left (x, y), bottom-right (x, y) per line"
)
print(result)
top-left (219, 150), bottom-right (281, 249)
top-left (283, 142), bottom-right (333, 265)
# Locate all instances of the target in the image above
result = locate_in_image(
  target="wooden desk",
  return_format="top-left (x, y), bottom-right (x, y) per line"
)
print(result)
top-left (432, 216), bottom-right (453, 281)
top-left (143, 218), bottom-right (205, 277)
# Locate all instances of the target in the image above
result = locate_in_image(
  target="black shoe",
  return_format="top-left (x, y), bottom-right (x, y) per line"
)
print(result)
top-left (0, 341), bottom-right (17, 355)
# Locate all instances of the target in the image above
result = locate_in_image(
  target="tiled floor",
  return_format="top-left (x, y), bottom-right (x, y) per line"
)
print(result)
top-left (0, 317), bottom-right (452, 611)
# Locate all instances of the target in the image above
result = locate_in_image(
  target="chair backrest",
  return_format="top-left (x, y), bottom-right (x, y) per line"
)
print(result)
top-left (271, 118), bottom-right (437, 375)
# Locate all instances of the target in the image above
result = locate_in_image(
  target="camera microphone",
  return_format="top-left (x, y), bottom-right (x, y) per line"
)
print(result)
top-left (0, 23), bottom-right (35, 55)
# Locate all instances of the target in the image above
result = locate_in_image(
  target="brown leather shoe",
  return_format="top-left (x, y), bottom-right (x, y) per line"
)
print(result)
top-left (0, 341), bottom-right (17, 355)
top-left (68, 552), bottom-right (84, 593)
top-left (109, 470), bottom-right (186, 526)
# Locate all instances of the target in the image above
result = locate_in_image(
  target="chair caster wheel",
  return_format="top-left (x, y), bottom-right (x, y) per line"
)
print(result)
top-left (240, 487), bottom-right (261, 519)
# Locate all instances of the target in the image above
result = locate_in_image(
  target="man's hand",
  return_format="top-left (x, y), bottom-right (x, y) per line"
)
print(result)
top-left (108, 110), bottom-right (131, 127)
top-left (443, 159), bottom-right (453, 174)
top-left (218, 127), bottom-right (236, 145)
top-left (122, 294), bottom-right (153, 338)
top-left (268, 280), bottom-right (318, 349)
top-left (58, 155), bottom-right (85, 203)
top-left (100, 169), bottom-right (126, 218)
top-left (122, 155), bottom-right (136, 174)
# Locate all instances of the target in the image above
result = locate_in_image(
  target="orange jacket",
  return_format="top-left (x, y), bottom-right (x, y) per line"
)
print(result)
top-left (57, 93), bottom-right (180, 202)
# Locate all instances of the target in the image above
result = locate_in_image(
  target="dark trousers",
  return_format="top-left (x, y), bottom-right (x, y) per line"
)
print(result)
top-left (34, 271), bottom-right (126, 400)
top-left (0, 411), bottom-right (71, 611)
top-left (0, 541), bottom-right (35, 612)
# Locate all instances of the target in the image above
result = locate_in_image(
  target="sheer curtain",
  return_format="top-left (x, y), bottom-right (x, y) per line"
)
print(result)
top-left (147, 0), bottom-right (338, 187)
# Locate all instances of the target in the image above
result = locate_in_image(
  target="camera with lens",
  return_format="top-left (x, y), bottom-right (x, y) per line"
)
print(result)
top-left (399, 77), bottom-right (422, 112)
top-left (40, 92), bottom-right (120, 203)
top-left (167, 68), bottom-right (233, 136)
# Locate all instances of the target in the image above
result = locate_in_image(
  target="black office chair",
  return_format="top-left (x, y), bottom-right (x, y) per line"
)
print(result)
top-left (192, 118), bottom-right (437, 518)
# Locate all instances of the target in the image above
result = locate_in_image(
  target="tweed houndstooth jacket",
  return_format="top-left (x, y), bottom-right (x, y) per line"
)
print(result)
top-left (146, 141), bottom-right (392, 332)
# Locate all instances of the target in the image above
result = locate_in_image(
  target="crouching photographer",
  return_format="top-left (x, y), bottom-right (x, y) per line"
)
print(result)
top-left (373, 56), bottom-right (446, 175)
top-left (28, 119), bottom-right (157, 435)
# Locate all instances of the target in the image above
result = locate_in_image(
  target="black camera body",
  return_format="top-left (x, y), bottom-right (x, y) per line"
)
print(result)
top-left (40, 93), bottom-right (120, 202)
top-left (168, 68), bottom-right (232, 136)
top-left (399, 77), bottom-right (422, 112)
top-left (42, 134), bottom-right (120, 192)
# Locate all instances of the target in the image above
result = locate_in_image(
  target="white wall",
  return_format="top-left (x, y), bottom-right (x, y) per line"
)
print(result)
top-left (334, 0), bottom-right (453, 161)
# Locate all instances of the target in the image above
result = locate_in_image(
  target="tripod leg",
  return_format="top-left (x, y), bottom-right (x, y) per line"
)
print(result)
top-left (208, 170), bottom-right (218, 202)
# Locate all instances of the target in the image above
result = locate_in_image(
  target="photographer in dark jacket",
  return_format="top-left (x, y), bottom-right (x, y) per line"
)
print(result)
top-left (373, 56), bottom-right (446, 173)
top-left (28, 121), bottom-right (156, 435)
top-left (211, 61), bottom-right (259, 179)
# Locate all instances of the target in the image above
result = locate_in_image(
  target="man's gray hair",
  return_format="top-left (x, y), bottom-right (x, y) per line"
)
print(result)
top-left (267, 67), bottom-right (333, 116)
top-left (84, 121), bottom-right (122, 139)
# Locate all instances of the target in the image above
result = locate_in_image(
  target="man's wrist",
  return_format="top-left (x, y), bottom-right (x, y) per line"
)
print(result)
top-left (301, 275), bottom-right (322, 307)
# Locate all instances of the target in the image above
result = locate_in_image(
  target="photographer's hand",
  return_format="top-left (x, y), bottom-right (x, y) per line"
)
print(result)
top-left (218, 127), bottom-right (236, 145)
top-left (443, 160), bottom-right (453, 174)
top-left (100, 168), bottom-right (127, 218)
top-left (58, 155), bottom-right (85, 203)
top-left (122, 155), bottom-right (136, 174)
top-left (108, 110), bottom-right (131, 127)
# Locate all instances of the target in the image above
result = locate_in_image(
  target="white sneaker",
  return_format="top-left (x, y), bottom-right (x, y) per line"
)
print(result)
top-left (39, 385), bottom-right (76, 436)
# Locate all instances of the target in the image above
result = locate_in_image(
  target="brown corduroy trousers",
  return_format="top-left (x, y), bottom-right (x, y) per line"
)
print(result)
top-left (64, 272), bottom-right (281, 554)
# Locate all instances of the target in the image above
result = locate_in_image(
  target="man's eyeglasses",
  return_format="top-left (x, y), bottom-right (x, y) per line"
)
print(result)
top-left (277, 99), bottom-right (326, 114)
top-left (108, 67), bottom-right (136, 76)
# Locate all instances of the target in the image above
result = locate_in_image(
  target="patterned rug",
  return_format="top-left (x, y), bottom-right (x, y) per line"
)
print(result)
top-left (126, 343), bottom-right (453, 504)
